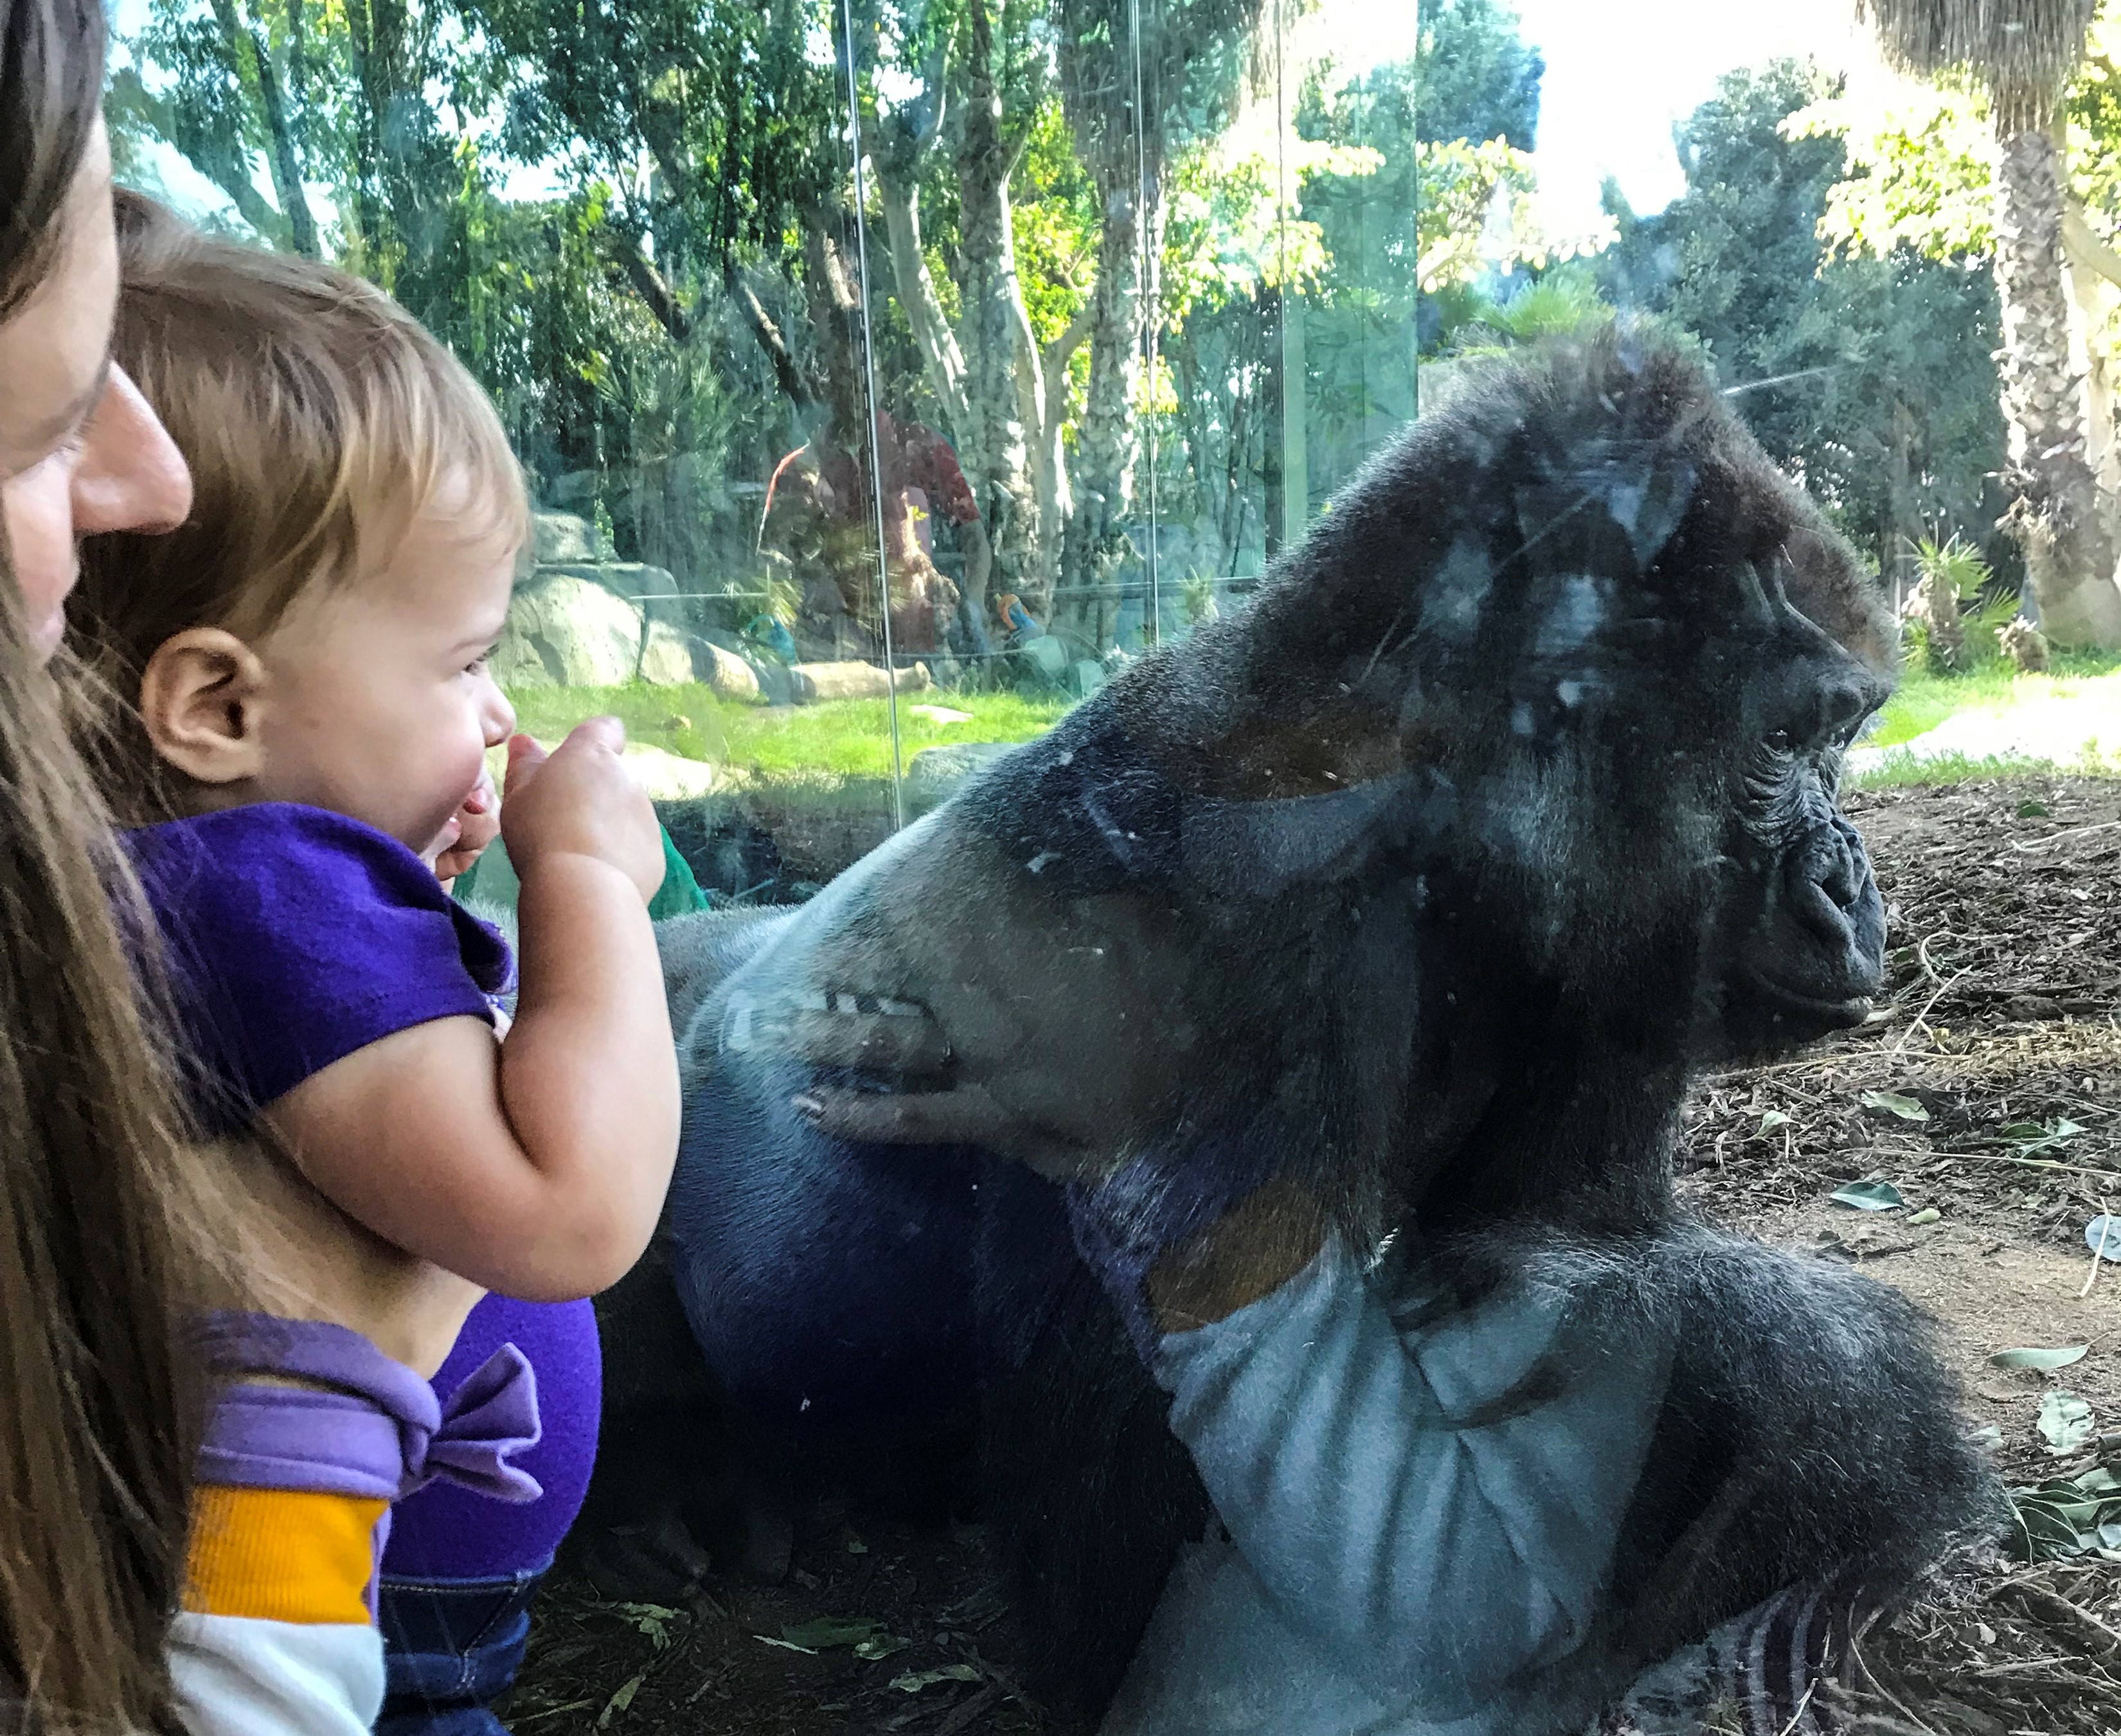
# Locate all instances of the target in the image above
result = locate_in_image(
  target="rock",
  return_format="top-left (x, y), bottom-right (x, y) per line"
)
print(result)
top-left (909, 704), bottom-right (974, 725)
top-left (544, 561), bottom-right (684, 630)
top-left (640, 619), bottom-right (695, 686)
top-left (622, 743), bottom-right (715, 800)
top-left (491, 575), bottom-right (643, 688)
top-left (1073, 659), bottom-right (1107, 696)
top-left (532, 511), bottom-right (600, 564)
top-left (904, 742), bottom-right (1017, 812)
top-left (1021, 636), bottom-right (1069, 681)
top-left (696, 638), bottom-right (762, 702)
top-left (788, 661), bottom-right (933, 703)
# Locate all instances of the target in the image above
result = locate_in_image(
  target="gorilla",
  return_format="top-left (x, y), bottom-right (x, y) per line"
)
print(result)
top-left (598, 328), bottom-right (2001, 1730)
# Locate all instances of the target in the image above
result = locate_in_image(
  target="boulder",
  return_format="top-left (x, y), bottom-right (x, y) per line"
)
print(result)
top-left (788, 660), bottom-right (933, 703)
top-left (622, 744), bottom-right (716, 800)
top-left (492, 574), bottom-right (643, 689)
top-left (640, 620), bottom-right (696, 686)
top-left (696, 638), bottom-right (762, 702)
top-left (532, 511), bottom-right (600, 564)
top-left (904, 742), bottom-right (1018, 812)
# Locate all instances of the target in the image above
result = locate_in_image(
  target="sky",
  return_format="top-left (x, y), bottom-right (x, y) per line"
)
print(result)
top-left (116, 0), bottom-right (1878, 246)
top-left (1491, 0), bottom-right (1873, 240)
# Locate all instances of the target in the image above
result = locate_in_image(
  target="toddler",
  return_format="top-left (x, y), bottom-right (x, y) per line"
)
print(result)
top-left (76, 195), bottom-right (677, 1733)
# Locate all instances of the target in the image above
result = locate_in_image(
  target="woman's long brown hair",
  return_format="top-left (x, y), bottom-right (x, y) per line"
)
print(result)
top-left (0, 0), bottom-right (202, 1725)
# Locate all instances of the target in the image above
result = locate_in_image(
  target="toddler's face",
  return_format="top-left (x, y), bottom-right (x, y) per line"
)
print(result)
top-left (251, 478), bottom-right (518, 856)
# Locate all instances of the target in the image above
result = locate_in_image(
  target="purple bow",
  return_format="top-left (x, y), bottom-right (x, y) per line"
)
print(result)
top-left (195, 1312), bottom-right (544, 1505)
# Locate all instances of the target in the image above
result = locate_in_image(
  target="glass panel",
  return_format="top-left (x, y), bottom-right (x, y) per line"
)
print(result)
top-left (109, 0), bottom-right (909, 898)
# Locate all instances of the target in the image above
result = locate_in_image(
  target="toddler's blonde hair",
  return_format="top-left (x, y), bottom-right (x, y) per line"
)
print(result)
top-left (76, 191), bottom-right (528, 815)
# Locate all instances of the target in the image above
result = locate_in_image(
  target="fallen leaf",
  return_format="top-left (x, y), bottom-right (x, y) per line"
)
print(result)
top-left (2039, 1389), bottom-right (2097, 1456)
top-left (1757, 1109), bottom-right (1791, 1133)
top-left (780, 1618), bottom-right (882, 1651)
top-left (1830, 1179), bottom-right (1904, 1211)
top-left (597, 1673), bottom-right (647, 1729)
top-left (1908, 1206), bottom-right (1942, 1226)
top-left (755, 1637), bottom-right (818, 1655)
top-left (2089, 1215), bottom-right (2121, 1256)
top-left (890, 1665), bottom-right (983, 1694)
top-left (854, 1634), bottom-right (910, 1661)
top-left (1990, 1345), bottom-right (2090, 1372)
top-left (1860, 1091), bottom-right (1929, 1123)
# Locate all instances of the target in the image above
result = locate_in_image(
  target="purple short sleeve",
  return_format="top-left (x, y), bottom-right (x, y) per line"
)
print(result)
top-left (129, 803), bottom-right (513, 1132)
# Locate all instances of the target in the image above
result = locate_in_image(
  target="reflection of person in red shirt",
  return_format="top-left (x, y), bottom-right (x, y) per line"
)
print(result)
top-left (759, 412), bottom-right (993, 657)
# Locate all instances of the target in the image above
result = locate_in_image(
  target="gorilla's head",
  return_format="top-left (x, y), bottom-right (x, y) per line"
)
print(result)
top-left (953, 327), bottom-right (1892, 1220)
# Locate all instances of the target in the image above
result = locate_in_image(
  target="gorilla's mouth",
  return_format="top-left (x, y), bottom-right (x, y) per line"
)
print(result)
top-left (1739, 962), bottom-right (1874, 1027)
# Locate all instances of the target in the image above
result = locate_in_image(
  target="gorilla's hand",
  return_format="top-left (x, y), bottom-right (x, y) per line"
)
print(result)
top-left (727, 827), bottom-right (1199, 1181)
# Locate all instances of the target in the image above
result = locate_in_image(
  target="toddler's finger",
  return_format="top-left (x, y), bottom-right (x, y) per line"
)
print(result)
top-left (566, 715), bottom-right (627, 755)
top-left (505, 732), bottom-right (548, 796)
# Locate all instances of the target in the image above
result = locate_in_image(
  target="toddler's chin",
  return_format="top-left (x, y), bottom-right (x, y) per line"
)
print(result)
top-left (420, 813), bottom-right (463, 868)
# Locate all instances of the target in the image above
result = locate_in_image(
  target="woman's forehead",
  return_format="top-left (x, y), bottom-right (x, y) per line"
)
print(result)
top-left (0, 131), bottom-right (118, 481)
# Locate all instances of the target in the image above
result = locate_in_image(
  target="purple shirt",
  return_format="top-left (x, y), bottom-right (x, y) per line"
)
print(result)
top-left (132, 803), bottom-right (598, 1580)
top-left (129, 803), bottom-right (512, 1134)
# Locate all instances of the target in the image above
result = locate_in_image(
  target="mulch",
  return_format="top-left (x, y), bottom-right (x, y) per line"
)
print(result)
top-left (507, 775), bottom-right (2121, 1736)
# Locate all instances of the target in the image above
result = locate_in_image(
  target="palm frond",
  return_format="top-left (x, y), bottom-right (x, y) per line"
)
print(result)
top-left (1855, 0), bottom-right (2099, 129)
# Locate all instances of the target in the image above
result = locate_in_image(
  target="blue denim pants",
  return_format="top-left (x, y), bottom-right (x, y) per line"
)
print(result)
top-left (377, 1560), bottom-right (550, 1736)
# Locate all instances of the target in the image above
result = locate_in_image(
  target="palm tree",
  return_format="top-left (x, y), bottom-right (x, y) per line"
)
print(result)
top-left (1856, 0), bottom-right (2121, 646)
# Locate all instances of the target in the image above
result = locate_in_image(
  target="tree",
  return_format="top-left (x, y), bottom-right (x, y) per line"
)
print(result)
top-left (1048, 0), bottom-right (1266, 637)
top-left (1415, 0), bottom-right (1541, 150)
top-left (1852, 0), bottom-right (2121, 645)
top-left (1599, 62), bottom-right (2009, 596)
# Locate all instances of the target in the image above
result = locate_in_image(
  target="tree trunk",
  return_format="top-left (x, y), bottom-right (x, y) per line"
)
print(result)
top-left (1055, 157), bottom-right (1148, 652)
top-left (953, 0), bottom-right (1043, 618)
top-left (209, 0), bottom-right (318, 255)
top-left (1991, 126), bottom-right (2121, 645)
top-left (874, 171), bottom-right (971, 437)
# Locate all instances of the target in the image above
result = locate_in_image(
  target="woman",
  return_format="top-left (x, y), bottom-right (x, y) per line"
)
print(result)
top-left (1, 1), bottom-right (481, 1728)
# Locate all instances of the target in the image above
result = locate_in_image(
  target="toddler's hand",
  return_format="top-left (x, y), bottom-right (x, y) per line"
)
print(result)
top-left (501, 720), bottom-right (665, 904)
top-left (430, 766), bottom-right (501, 885)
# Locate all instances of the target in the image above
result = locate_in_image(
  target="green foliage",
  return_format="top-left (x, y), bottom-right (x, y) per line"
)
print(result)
top-left (2007, 1467), bottom-right (2121, 1562)
top-left (1910, 532), bottom-right (1992, 602)
top-left (1415, 0), bottom-right (1543, 150)
top-left (1598, 62), bottom-right (2011, 589)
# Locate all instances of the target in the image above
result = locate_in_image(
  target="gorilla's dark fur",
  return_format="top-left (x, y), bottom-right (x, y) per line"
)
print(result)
top-left (611, 328), bottom-right (2002, 1726)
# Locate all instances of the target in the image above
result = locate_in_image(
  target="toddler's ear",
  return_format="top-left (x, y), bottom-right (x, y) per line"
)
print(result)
top-left (138, 627), bottom-right (272, 787)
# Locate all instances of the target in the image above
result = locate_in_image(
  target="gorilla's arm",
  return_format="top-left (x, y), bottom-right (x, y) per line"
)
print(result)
top-left (1141, 1235), bottom-right (1674, 1717)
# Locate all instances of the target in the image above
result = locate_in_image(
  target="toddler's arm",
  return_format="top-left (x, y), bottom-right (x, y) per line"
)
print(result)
top-left (262, 720), bottom-right (678, 1300)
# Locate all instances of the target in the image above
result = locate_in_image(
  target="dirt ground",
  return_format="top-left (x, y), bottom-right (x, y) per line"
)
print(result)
top-left (507, 776), bottom-right (2121, 1736)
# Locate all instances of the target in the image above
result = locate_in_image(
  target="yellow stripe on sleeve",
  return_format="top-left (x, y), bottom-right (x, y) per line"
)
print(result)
top-left (183, 1486), bottom-right (387, 1625)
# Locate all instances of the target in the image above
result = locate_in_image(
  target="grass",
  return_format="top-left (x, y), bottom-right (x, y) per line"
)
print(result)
top-left (508, 646), bottom-right (2121, 801)
top-left (506, 681), bottom-right (1074, 786)
top-left (1850, 648), bottom-right (2121, 787)
top-left (1868, 649), bottom-right (2121, 748)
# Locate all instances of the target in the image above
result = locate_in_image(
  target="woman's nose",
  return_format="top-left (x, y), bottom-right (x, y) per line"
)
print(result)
top-left (69, 364), bottom-right (192, 537)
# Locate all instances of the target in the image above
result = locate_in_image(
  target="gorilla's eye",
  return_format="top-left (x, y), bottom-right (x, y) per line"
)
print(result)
top-left (1764, 729), bottom-right (1796, 755)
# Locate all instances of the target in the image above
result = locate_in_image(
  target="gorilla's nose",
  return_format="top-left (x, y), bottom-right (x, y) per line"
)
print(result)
top-left (1787, 814), bottom-right (1884, 989)
top-left (1814, 814), bottom-right (1865, 909)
